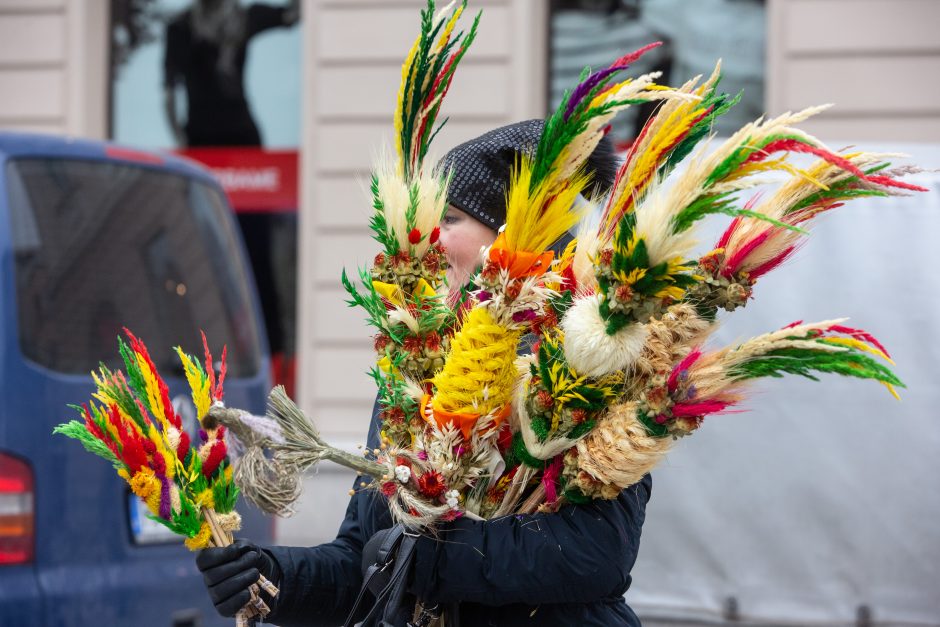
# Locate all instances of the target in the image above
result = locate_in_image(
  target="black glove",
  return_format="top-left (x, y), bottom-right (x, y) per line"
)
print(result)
top-left (196, 538), bottom-right (280, 618)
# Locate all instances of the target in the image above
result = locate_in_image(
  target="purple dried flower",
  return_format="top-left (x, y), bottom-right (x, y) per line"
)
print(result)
top-left (159, 476), bottom-right (171, 520)
top-left (564, 66), bottom-right (623, 120)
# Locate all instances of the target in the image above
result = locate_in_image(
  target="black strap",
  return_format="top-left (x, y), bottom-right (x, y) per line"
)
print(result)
top-left (378, 531), bottom-right (418, 625)
top-left (344, 526), bottom-right (419, 627)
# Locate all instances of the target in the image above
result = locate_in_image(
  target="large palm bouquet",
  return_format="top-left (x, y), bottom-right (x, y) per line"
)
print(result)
top-left (133, 1), bottom-right (930, 530)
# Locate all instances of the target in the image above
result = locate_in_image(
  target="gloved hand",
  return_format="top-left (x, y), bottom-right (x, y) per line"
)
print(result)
top-left (196, 538), bottom-right (280, 618)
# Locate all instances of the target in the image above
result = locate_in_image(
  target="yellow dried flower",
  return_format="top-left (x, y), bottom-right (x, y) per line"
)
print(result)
top-left (184, 523), bottom-right (213, 551)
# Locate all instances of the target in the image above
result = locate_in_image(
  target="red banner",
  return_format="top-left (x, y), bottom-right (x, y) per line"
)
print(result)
top-left (177, 148), bottom-right (299, 213)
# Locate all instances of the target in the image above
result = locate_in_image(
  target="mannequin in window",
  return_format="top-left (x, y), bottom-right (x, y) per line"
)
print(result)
top-left (163, 0), bottom-right (300, 148)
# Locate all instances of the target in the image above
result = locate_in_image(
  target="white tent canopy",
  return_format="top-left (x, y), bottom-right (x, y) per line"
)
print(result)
top-left (629, 142), bottom-right (940, 625)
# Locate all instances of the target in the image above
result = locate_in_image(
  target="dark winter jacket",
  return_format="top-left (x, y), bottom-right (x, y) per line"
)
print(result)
top-left (265, 402), bottom-right (651, 626)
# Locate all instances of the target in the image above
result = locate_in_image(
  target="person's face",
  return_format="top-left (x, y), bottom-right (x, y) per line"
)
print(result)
top-left (439, 206), bottom-right (498, 288)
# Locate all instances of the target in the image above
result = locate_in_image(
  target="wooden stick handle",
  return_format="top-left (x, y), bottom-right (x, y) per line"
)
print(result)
top-left (516, 483), bottom-right (546, 515)
top-left (201, 508), bottom-right (279, 626)
top-left (202, 508), bottom-right (229, 548)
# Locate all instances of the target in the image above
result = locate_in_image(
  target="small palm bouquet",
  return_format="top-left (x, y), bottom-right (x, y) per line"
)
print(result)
top-left (55, 330), bottom-right (277, 627)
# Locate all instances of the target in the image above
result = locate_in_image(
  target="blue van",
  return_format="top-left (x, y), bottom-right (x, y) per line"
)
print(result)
top-left (0, 132), bottom-right (274, 626)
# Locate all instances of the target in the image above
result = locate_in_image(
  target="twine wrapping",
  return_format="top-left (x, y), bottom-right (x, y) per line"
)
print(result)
top-left (201, 507), bottom-right (279, 627)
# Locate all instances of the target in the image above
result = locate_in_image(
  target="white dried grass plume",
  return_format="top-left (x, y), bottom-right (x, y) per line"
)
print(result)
top-left (553, 71), bottom-right (699, 186)
top-left (632, 170), bottom-right (700, 265)
top-left (719, 318), bottom-right (848, 368)
top-left (374, 153), bottom-right (448, 257)
top-left (725, 152), bottom-right (922, 274)
top-left (634, 105), bottom-right (833, 267)
top-left (572, 219), bottom-right (602, 292)
top-left (561, 294), bottom-right (649, 377)
top-left (400, 377), bottom-right (427, 403)
top-left (607, 63), bottom-right (720, 213)
top-left (575, 401), bottom-right (673, 489)
top-left (387, 305), bottom-right (421, 335)
top-left (509, 352), bottom-right (536, 430)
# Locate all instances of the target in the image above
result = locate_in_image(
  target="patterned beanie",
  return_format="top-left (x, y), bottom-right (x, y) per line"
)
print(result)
top-left (436, 118), bottom-right (618, 229)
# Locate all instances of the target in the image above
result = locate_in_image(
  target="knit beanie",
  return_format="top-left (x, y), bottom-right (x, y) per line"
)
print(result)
top-left (436, 119), bottom-right (618, 229)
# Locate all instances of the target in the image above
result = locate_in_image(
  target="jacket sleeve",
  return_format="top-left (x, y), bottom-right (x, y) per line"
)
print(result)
top-left (264, 485), bottom-right (367, 626)
top-left (410, 475), bottom-right (652, 607)
top-left (263, 400), bottom-right (388, 626)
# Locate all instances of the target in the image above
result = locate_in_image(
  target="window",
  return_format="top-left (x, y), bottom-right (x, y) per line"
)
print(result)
top-left (6, 157), bottom-right (262, 376)
top-left (549, 0), bottom-right (767, 147)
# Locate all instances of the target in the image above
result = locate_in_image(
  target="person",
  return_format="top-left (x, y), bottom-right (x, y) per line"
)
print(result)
top-left (196, 120), bottom-right (653, 626)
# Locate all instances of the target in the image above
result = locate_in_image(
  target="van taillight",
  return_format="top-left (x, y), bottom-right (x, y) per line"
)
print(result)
top-left (0, 453), bottom-right (34, 565)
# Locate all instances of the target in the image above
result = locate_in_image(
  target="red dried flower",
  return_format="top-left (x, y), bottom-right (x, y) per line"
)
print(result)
top-left (535, 389), bottom-right (554, 410)
top-left (383, 406), bottom-right (405, 425)
top-left (440, 509), bottom-right (462, 522)
top-left (373, 333), bottom-right (391, 352)
top-left (408, 228), bottom-right (422, 245)
top-left (570, 408), bottom-right (588, 424)
top-left (505, 281), bottom-right (522, 300)
top-left (417, 471), bottom-right (447, 499)
top-left (497, 423), bottom-right (514, 452)
top-left (429, 226), bottom-right (440, 244)
top-left (599, 248), bottom-right (614, 266)
top-left (645, 385), bottom-right (669, 408)
top-left (480, 261), bottom-right (500, 282)
top-left (402, 335), bottom-right (423, 355)
top-left (202, 440), bottom-right (227, 478)
top-left (485, 483), bottom-right (507, 503)
top-left (381, 481), bottom-right (398, 497)
top-left (698, 252), bottom-right (720, 275)
top-left (424, 331), bottom-right (442, 353)
top-left (176, 431), bottom-right (190, 463)
top-left (374, 253), bottom-right (387, 267)
top-left (532, 308), bottom-right (558, 335)
top-left (392, 251), bottom-right (411, 267)
top-left (422, 251), bottom-right (441, 274)
top-left (614, 284), bottom-right (633, 303)
top-left (151, 451), bottom-right (166, 475)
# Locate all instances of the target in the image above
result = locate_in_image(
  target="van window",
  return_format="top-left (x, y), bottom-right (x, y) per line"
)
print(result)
top-left (5, 157), bottom-right (262, 377)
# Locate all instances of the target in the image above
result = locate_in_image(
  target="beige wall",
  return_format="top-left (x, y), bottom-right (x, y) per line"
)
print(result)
top-left (296, 0), bottom-right (547, 444)
top-left (0, 0), bottom-right (109, 138)
top-left (767, 0), bottom-right (940, 142)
